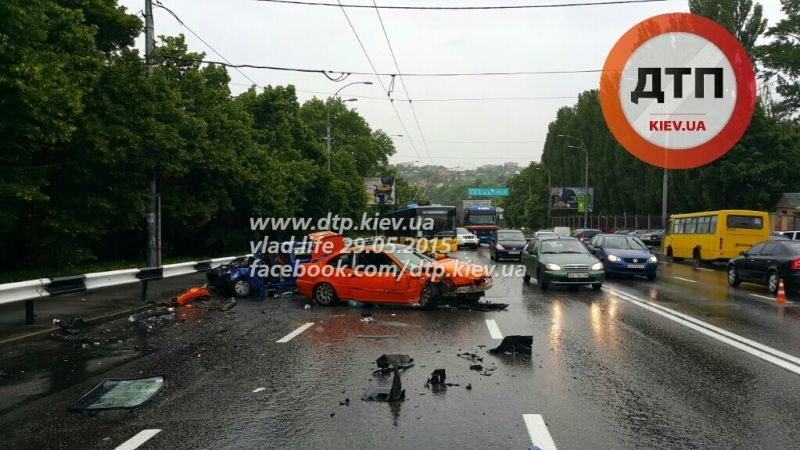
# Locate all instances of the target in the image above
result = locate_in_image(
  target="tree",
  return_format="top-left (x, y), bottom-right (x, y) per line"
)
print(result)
top-left (758, 0), bottom-right (800, 121)
top-left (689, 0), bottom-right (767, 54)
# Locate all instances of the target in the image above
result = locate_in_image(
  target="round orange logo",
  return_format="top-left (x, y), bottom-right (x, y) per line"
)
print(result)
top-left (600, 13), bottom-right (756, 169)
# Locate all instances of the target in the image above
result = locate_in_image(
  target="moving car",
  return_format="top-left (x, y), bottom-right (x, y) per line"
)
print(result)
top-left (571, 228), bottom-right (602, 242)
top-left (771, 231), bottom-right (791, 240)
top-left (522, 237), bottom-right (604, 290)
top-left (490, 229), bottom-right (526, 262)
top-left (553, 226), bottom-right (571, 238)
top-left (664, 210), bottom-right (769, 263)
top-left (586, 234), bottom-right (657, 280)
top-left (781, 231), bottom-right (800, 240)
top-left (296, 242), bottom-right (493, 309)
top-left (456, 227), bottom-right (479, 249)
top-left (728, 240), bottom-right (800, 295)
top-left (640, 229), bottom-right (664, 246)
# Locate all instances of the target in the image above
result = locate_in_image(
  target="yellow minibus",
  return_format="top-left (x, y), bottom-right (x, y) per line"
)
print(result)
top-left (663, 210), bottom-right (769, 263)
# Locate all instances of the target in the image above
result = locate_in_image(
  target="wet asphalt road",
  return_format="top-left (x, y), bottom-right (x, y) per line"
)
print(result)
top-left (1, 247), bottom-right (800, 449)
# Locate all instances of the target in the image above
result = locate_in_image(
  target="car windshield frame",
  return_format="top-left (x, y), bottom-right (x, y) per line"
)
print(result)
top-left (539, 239), bottom-right (590, 255)
top-left (388, 245), bottom-right (435, 269)
top-left (603, 235), bottom-right (647, 250)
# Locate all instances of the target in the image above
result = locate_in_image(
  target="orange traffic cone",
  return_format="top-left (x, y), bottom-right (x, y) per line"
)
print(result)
top-left (776, 278), bottom-right (788, 303)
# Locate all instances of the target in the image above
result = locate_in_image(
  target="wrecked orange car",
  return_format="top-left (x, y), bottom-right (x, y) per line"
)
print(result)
top-left (296, 241), bottom-right (493, 309)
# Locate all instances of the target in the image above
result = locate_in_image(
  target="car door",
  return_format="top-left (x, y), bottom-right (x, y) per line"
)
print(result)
top-left (525, 240), bottom-right (541, 274)
top-left (738, 242), bottom-right (765, 282)
top-left (752, 242), bottom-right (778, 284)
top-left (349, 250), bottom-right (411, 302)
top-left (323, 252), bottom-right (356, 298)
top-left (592, 236), bottom-right (606, 260)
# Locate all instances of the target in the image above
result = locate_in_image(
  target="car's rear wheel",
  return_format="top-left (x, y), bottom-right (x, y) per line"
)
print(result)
top-left (231, 279), bottom-right (252, 298)
top-left (646, 274), bottom-right (657, 281)
top-left (523, 272), bottom-right (531, 283)
top-left (767, 270), bottom-right (779, 294)
top-left (418, 283), bottom-right (438, 310)
top-left (591, 283), bottom-right (602, 291)
top-left (313, 283), bottom-right (337, 306)
top-left (537, 269), bottom-right (549, 290)
top-left (727, 265), bottom-right (741, 287)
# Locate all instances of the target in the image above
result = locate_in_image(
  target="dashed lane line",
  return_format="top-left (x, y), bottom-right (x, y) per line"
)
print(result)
top-left (276, 322), bottom-right (315, 343)
top-left (750, 293), bottom-right (776, 301)
top-left (114, 429), bottom-right (162, 450)
top-left (523, 414), bottom-right (557, 450)
top-left (603, 287), bottom-right (800, 376)
top-left (673, 276), bottom-right (697, 283)
top-left (485, 319), bottom-right (503, 339)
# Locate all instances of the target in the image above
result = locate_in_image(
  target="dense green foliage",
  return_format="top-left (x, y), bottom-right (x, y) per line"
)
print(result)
top-left (0, 0), bottom-right (394, 272)
top-left (396, 163), bottom-right (521, 207)
top-left (504, 0), bottom-right (800, 230)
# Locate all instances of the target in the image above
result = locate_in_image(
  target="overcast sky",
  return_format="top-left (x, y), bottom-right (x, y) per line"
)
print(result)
top-left (119, 0), bottom-right (785, 168)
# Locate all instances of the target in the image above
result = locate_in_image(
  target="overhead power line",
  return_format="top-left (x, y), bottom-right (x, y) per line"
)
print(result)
top-left (258, 0), bottom-right (669, 10)
top-left (165, 57), bottom-right (602, 78)
top-left (370, 0), bottom-right (434, 165)
top-left (153, 1), bottom-right (259, 86)
top-left (335, 0), bottom-right (427, 164)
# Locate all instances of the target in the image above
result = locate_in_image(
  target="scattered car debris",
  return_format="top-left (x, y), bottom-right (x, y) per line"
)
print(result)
top-left (456, 302), bottom-right (509, 312)
top-left (165, 287), bottom-right (211, 307)
top-left (52, 318), bottom-right (90, 334)
top-left (68, 376), bottom-right (165, 412)
top-left (466, 383), bottom-right (472, 390)
top-left (457, 352), bottom-right (483, 362)
top-left (469, 364), bottom-right (483, 371)
top-left (220, 298), bottom-right (237, 311)
top-left (339, 398), bottom-right (350, 406)
top-left (304, 304), bottom-right (312, 310)
top-left (376, 354), bottom-right (415, 370)
top-left (363, 367), bottom-right (405, 402)
top-left (489, 335), bottom-right (533, 355)
top-left (360, 317), bottom-right (375, 323)
top-left (429, 369), bottom-right (447, 385)
top-left (128, 308), bottom-right (173, 325)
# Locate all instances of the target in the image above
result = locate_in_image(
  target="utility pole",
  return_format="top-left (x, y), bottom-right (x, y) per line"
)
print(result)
top-left (144, 0), bottom-right (160, 277)
top-left (662, 168), bottom-right (668, 230)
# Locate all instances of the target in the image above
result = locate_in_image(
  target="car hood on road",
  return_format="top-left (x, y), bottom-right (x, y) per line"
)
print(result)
top-left (539, 253), bottom-right (600, 266)
top-left (497, 241), bottom-right (526, 249)
top-left (603, 248), bottom-right (653, 260)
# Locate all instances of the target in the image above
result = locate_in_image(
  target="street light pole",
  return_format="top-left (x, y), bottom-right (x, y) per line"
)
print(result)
top-left (557, 134), bottom-right (589, 229)
top-left (326, 81), bottom-right (372, 171)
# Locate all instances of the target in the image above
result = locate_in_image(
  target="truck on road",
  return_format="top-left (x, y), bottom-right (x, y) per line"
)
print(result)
top-left (457, 200), bottom-right (500, 244)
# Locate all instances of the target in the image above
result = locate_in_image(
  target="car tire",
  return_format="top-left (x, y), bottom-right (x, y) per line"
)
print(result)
top-left (418, 283), bottom-right (438, 310)
top-left (646, 274), bottom-right (657, 281)
top-left (313, 282), bottom-right (338, 306)
top-left (667, 247), bottom-right (683, 262)
top-left (231, 279), bottom-right (252, 298)
top-left (537, 269), bottom-right (549, 290)
top-left (523, 273), bottom-right (531, 283)
top-left (727, 265), bottom-right (741, 287)
top-left (591, 283), bottom-right (602, 291)
top-left (767, 270), bottom-right (779, 295)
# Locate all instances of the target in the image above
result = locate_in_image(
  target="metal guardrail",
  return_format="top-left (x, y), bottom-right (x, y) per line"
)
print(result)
top-left (0, 256), bottom-right (246, 324)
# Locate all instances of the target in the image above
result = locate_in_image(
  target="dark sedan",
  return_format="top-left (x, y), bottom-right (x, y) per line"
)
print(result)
top-left (728, 240), bottom-right (800, 295)
top-left (586, 234), bottom-right (658, 280)
top-left (490, 229), bottom-right (526, 262)
top-left (572, 228), bottom-right (602, 243)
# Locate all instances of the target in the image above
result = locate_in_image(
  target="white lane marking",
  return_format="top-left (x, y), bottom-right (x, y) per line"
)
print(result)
top-left (750, 293), bottom-right (775, 301)
top-left (485, 319), bottom-right (503, 339)
top-left (604, 287), bottom-right (800, 375)
top-left (673, 276), bottom-right (697, 283)
top-left (115, 429), bottom-right (162, 450)
top-left (276, 322), bottom-right (315, 343)
top-left (523, 414), bottom-right (557, 450)
top-left (252, 387), bottom-right (266, 393)
top-left (696, 267), bottom-right (715, 272)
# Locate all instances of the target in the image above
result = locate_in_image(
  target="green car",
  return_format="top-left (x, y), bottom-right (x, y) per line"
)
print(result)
top-left (522, 237), bottom-right (605, 290)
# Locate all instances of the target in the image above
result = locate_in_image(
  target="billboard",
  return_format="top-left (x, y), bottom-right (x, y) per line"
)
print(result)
top-left (550, 187), bottom-right (594, 213)
top-left (365, 176), bottom-right (395, 206)
top-left (468, 187), bottom-right (509, 197)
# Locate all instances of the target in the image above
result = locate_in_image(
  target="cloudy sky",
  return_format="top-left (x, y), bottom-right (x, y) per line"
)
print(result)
top-left (119, 0), bottom-right (785, 167)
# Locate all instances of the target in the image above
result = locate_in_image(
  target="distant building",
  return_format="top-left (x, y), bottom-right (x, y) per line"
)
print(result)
top-left (773, 193), bottom-right (800, 231)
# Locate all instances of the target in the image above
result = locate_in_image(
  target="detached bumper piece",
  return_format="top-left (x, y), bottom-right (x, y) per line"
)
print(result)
top-left (373, 354), bottom-right (415, 375)
top-left (489, 335), bottom-right (533, 355)
top-left (363, 366), bottom-right (405, 402)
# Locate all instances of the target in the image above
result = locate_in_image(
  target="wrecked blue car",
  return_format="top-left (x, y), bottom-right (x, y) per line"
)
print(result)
top-left (206, 242), bottom-right (312, 300)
